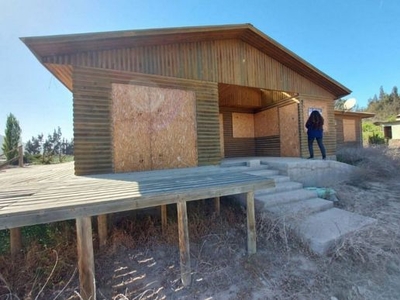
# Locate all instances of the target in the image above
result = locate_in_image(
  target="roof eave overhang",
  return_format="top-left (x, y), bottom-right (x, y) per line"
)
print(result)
top-left (21, 24), bottom-right (351, 98)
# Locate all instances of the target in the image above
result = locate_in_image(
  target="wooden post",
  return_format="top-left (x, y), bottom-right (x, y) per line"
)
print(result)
top-left (246, 191), bottom-right (257, 255)
top-left (177, 200), bottom-right (191, 286)
top-left (18, 145), bottom-right (23, 167)
top-left (97, 215), bottom-right (107, 248)
top-left (10, 227), bottom-right (22, 257)
top-left (161, 205), bottom-right (167, 233)
top-left (214, 197), bottom-right (220, 216)
top-left (76, 217), bottom-right (96, 300)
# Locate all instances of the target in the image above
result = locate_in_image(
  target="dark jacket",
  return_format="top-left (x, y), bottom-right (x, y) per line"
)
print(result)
top-left (306, 121), bottom-right (323, 139)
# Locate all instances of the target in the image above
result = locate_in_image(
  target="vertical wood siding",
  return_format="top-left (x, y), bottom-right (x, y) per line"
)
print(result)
top-left (43, 39), bottom-right (335, 98)
top-left (72, 66), bottom-right (219, 175)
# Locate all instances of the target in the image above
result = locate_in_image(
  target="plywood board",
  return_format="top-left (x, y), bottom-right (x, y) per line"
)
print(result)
top-left (254, 108), bottom-right (279, 137)
top-left (112, 84), bottom-right (152, 172)
top-left (343, 119), bottom-right (356, 142)
top-left (150, 88), bottom-right (198, 170)
top-left (279, 104), bottom-right (300, 157)
top-left (232, 113), bottom-right (255, 138)
top-left (112, 83), bottom-right (197, 172)
top-left (303, 100), bottom-right (329, 133)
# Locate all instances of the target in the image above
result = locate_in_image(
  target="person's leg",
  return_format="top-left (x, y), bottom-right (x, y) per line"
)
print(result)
top-left (316, 137), bottom-right (326, 159)
top-left (307, 138), bottom-right (314, 158)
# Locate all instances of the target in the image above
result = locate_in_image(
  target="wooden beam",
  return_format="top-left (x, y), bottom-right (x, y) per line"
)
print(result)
top-left (161, 205), bottom-right (167, 234)
top-left (97, 214), bottom-right (107, 248)
top-left (10, 227), bottom-right (22, 257)
top-left (76, 217), bottom-right (96, 300)
top-left (246, 191), bottom-right (257, 255)
top-left (177, 200), bottom-right (191, 286)
top-left (214, 197), bottom-right (220, 216)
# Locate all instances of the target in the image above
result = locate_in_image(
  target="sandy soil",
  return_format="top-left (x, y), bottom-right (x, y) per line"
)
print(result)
top-left (2, 163), bottom-right (400, 299)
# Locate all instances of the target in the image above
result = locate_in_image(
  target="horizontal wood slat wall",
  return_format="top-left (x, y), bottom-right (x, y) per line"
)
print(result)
top-left (44, 39), bottom-right (335, 98)
top-left (73, 66), bottom-right (220, 175)
top-left (255, 136), bottom-right (280, 156)
top-left (221, 109), bottom-right (255, 157)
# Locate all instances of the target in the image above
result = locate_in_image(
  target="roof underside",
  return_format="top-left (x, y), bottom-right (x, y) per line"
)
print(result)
top-left (21, 24), bottom-right (351, 98)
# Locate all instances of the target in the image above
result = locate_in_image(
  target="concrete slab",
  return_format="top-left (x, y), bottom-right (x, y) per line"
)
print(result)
top-left (295, 208), bottom-right (378, 255)
top-left (255, 181), bottom-right (303, 195)
top-left (266, 198), bottom-right (334, 217)
top-left (255, 189), bottom-right (318, 208)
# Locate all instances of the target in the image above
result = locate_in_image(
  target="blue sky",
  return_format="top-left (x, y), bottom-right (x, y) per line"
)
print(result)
top-left (1, 0), bottom-right (399, 142)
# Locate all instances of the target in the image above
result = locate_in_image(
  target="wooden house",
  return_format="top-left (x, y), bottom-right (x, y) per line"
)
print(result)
top-left (22, 24), bottom-right (351, 175)
top-left (334, 111), bottom-right (375, 149)
top-left (375, 114), bottom-right (400, 147)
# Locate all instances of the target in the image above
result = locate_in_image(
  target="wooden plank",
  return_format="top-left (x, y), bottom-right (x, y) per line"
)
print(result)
top-left (97, 214), bottom-right (107, 248)
top-left (10, 227), bottom-right (22, 257)
top-left (161, 205), bottom-right (167, 233)
top-left (214, 197), bottom-right (220, 216)
top-left (76, 217), bottom-right (96, 300)
top-left (246, 191), bottom-right (256, 255)
top-left (177, 200), bottom-right (191, 286)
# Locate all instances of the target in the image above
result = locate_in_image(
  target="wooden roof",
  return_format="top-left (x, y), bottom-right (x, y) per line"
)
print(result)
top-left (21, 23), bottom-right (351, 98)
top-left (334, 110), bottom-right (375, 118)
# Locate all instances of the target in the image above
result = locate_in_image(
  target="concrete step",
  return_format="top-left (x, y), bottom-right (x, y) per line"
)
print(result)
top-left (294, 208), bottom-right (378, 255)
top-left (265, 198), bottom-right (334, 218)
top-left (255, 189), bottom-right (318, 209)
top-left (256, 181), bottom-right (304, 196)
top-left (244, 169), bottom-right (280, 177)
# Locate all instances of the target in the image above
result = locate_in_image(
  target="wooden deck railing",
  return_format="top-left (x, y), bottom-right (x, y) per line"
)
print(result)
top-left (0, 145), bottom-right (23, 170)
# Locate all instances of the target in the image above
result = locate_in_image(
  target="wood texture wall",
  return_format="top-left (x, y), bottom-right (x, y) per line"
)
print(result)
top-left (44, 39), bottom-right (335, 99)
top-left (300, 96), bottom-right (336, 158)
top-left (72, 65), bottom-right (219, 175)
top-left (335, 115), bottom-right (363, 149)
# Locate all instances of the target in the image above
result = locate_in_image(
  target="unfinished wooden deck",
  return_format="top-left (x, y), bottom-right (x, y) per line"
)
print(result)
top-left (0, 162), bottom-right (274, 299)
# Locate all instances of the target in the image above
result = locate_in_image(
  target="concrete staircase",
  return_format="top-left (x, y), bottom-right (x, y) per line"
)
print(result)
top-left (223, 159), bottom-right (377, 255)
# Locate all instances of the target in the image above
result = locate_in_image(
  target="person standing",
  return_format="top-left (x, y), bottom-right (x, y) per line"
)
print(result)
top-left (305, 110), bottom-right (326, 159)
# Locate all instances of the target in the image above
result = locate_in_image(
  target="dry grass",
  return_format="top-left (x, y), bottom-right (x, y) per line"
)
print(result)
top-left (1, 145), bottom-right (400, 299)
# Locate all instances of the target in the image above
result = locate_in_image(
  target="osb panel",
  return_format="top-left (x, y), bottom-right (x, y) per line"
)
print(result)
top-left (112, 84), bottom-right (152, 172)
top-left (254, 108), bottom-right (279, 137)
top-left (343, 119), bottom-right (356, 142)
top-left (219, 114), bottom-right (225, 157)
top-left (232, 113), bottom-right (255, 138)
top-left (279, 104), bottom-right (300, 157)
top-left (150, 88), bottom-right (198, 170)
top-left (302, 99), bottom-right (330, 133)
top-left (112, 84), bottom-right (197, 172)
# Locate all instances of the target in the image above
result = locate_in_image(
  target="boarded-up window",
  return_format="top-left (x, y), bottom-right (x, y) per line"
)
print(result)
top-left (112, 84), bottom-right (198, 172)
top-left (343, 119), bottom-right (356, 142)
top-left (254, 108), bottom-right (279, 137)
top-left (232, 113), bottom-right (255, 138)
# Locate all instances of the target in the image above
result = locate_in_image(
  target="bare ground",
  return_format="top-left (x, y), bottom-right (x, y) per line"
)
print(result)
top-left (1, 148), bottom-right (400, 299)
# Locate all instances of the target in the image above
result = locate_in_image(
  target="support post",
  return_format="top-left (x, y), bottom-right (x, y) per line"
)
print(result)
top-left (214, 197), bottom-right (220, 216)
top-left (10, 227), bottom-right (22, 257)
top-left (246, 191), bottom-right (257, 255)
top-left (161, 205), bottom-right (167, 234)
top-left (97, 215), bottom-right (108, 248)
top-left (177, 200), bottom-right (191, 286)
top-left (76, 217), bottom-right (96, 300)
top-left (18, 145), bottom-right (23, 167)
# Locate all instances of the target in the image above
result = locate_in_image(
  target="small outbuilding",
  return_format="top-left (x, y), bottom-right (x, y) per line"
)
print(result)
top-left (334, 110), bottom-right (375, 149)
top-left (22, 24), bottom-right (351, 175)
top-left (375, 114), bottom-right (400, 147)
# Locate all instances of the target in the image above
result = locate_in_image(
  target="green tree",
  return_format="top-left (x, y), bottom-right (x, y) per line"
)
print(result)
top-left (2, 113), bottom-right (22, 161)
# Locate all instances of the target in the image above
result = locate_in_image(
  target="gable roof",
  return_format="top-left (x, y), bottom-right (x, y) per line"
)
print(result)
top-left (21, 23), bottom-right (351, 98)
